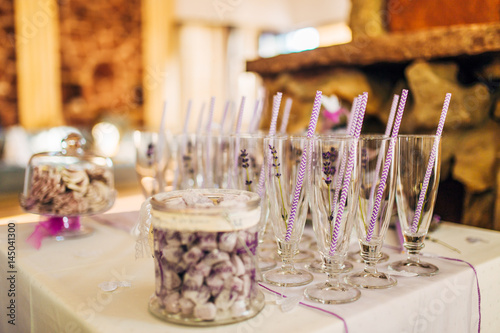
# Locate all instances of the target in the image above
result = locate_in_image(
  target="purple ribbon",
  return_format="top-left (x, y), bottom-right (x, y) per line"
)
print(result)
top-left (258, 283), bottom-right (348, 333)
top-left (27, 216), bottom-right (81, 249)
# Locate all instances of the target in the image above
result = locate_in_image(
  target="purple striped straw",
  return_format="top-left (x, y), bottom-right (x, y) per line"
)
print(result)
top-left (205, 96), bottom-right (215, 133)
top-left (256, 92), bottom-right (282, 198)
top-left (234, 96), bottom-right (246, 134)
top-left (196, 102), bottom-right (205, 135)
top-left (329, 93), bottom-right (367, 255)
top-left (365, 89), bottom-right (408, 242)
top-left (367, 94), bottom-right (400, 213)
top-left (279, 97), bottom-right (293, 134)
top-left (410, 93), bottom-right (451, 233)
top-left (220, 100), bottom-right (230, 134)
top-left (285, 91), bottom-right (322, 242)
top-left (330, 95), bottom-right (361, 218)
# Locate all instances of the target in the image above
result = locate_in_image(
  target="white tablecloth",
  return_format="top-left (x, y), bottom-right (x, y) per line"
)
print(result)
top-left (1, 211), bottom-right (498, 333)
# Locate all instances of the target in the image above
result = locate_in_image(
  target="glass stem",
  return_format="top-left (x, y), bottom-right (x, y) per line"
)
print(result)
top-left (325, 272), bottom-right (341, 288)
top-left (405, 242), bottom-right (424, 264)
top-left (281, 258), bottom-right (295, 272)
top-left (363, 260), bottom-right (378, 275)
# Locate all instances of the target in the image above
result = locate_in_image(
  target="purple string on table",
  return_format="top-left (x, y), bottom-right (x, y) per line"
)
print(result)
top-left (285, 90), bottom-right (322, 242)
top-left (365, 90), bottom-right (407, 242)
top-left (438, 256), bottom-right (481, 333)
top-left (256, 93), bottom-right (282, 199)
top-left (329, 92), bottom-right (367, 255)
top-left (258, 283), bottom-right (349, 333)
top-left (410, 93), bottom-right (451, 233)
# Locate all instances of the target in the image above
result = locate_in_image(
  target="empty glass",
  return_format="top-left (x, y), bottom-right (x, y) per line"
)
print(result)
top-left (389, 135), bottom-right (441, 276)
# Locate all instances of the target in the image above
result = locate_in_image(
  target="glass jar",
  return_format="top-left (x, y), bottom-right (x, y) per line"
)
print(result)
top-left (19, 133), bottom-right (115, 240)
top-left (147, 188), bottom-right (265, 326)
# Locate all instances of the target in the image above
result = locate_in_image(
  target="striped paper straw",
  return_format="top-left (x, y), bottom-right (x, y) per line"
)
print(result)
top-left (279, 97), bottom-right (293, 134)
top-left (234, 96), bottom-right (246, 134)
top-left (367, 94), bottom-right (400, 221)
top-left (410, 93), bottom-right (451, 233)
top-left (365, 89), bottom-right (408, 242)
top-left (285, 91), bottom-right (322, 242)
top-left (329, 92), bottom-right (367, 255)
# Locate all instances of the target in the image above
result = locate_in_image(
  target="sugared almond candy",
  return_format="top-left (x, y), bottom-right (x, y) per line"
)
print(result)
top-left (183, 268), bottom-right (204, 290)
top-left (183, 285), bottom-right (211, 305)
top-left (212, 261), bottom-right (235, 280)
top-left (162, 269), bottom-right (182, 291)
top-left (162, 247), bottom-right (183, 264)
top-left (182, 246), bottom-right (203, 265)
top-left (202, 249), bottom-right (230, 267)
top-left (218, 232), bottom-right (237, 252)
top-left (231, 254), bottom-right (245, 276)
top-left (193, 302), bottom-right (216, 321)
top-left (193, 261), bottom-right (211, 277)
top-left (205, 274), bottom-right (224, 297)
top-left (198, 232), bottom-right (218, 251)
top-left (179, 297), bottom-right (195, 315)
top-left (214, 289), bottom-right (237, 310)
top-left (164, 292), bottom-right (181, 314)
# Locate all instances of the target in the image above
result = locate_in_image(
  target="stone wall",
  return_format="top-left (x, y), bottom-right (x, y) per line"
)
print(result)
top-left (0, 0), bottom-right (18, 127)
top-left (58, 0), bottom-right (143, 127)
top-left (254, 56), bottom-right (500, 229)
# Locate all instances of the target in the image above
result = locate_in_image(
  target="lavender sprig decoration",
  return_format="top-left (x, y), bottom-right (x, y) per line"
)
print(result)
top-left (269, 145), bottom-right (288, 228)
top-left (239, 149), bottom-right (253, 191)
top-left (322, 150), bottom-right (338, 224)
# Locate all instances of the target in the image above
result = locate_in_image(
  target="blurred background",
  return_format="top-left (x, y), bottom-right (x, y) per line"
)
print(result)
top-left (0, 0), bottom-right (499, 229)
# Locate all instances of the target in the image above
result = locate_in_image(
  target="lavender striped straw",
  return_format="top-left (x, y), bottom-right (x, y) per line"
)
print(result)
top-left (248, 100), bottom-right (261, 132)
top-left (328, 92), bottom-right (367, 255)
top-left (365, 90), bottom-right (408, 242)
top-left (279, 97), bottom-right (293, 134)
top-left (285, 91), bottom-right (322, 242)
top-left (410, 93), bottom-right (451, 233)
top-left (256, 92), bottom-right (282, 199)
top-left (331, 95), bottom-right (362, 216)
top-left (220, 100), bottom-right (230, 134)
top-left (367, 94), bottom-right (399, 215)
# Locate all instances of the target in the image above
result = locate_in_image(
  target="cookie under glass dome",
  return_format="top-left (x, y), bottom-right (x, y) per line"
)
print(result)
top-left (20, 133), bottom-right (116, 245)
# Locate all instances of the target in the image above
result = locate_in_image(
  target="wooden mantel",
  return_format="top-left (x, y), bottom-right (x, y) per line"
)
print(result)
top-left (246, 22), bottom-right (500, 75)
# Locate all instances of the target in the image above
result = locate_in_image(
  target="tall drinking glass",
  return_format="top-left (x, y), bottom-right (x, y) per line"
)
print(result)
top-left (229, 133), bottom-right (276, 271)
top-left (134, 130), bottom-right (171, 197)
top-left (263, 135), bottom-right (313, 287)
top-left (346, 135), bottom-right (397, 289)
top-left (305, 135), bottom-right (361, 303)
top-left (389, 135), bottom-right (441, 276)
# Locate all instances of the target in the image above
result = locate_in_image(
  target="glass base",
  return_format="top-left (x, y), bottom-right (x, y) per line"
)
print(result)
top-left (148, 290), bottom-right (265, 326)
top-left (305, 260), bottom-right (353, 274)
top-left (346, 270), bottom-right (397, 289)
top-left (54, 224), bottom-right (94, 241)
top-left (263, 267), bottom-right (313, 287)
top-left (258, 256), bottom-right (277, 271)
top-left (305, 281), bottom-right (361, 304)
top-left (388, 260), bottom-right (439, 277)
top-left (347, 250), bottom-right (389, 264)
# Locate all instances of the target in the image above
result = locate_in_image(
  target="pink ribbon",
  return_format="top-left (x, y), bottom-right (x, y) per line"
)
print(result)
top-left (27, 216), bottom-right (81, 249)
